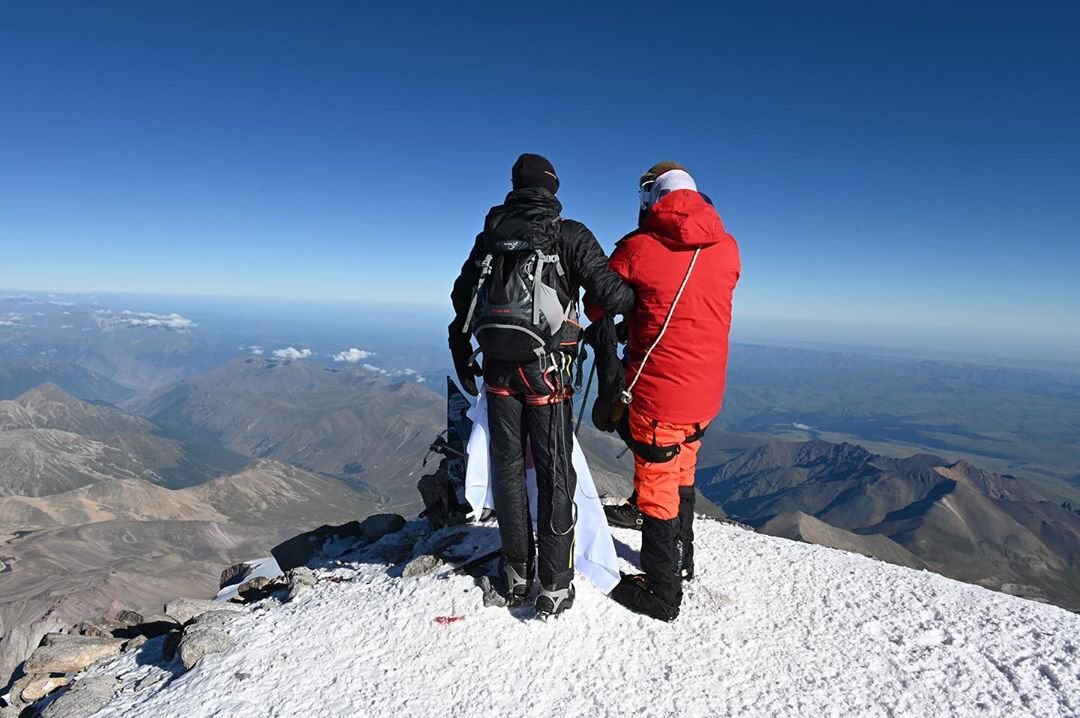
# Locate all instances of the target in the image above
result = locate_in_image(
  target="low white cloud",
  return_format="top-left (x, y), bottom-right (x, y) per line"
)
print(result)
top-left (273, 346), bottom-right (312, 360)
top-left (0, 313), bottom-right (23, 326)
top-left (333, 348), bottom-right (374, 363)
top-left (360, 363), bottom-right (425, 382)
top-left (793, 422), bottom-right (813, 431)
top-left (250, 346), bottom-right (264, 356)
top-left (122, 310), bottom-right (196, 330)
top-left (92, 309), bottom-right (196, 331)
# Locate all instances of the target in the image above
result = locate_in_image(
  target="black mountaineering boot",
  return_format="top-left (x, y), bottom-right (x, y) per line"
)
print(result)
top-left (604, 492), bottom-right (644, 530)
top-left (678, 485), bottom-right (695, 581)
top-left (535, 582), bottom-right (575, 618)
top-left (611, 515), bottom-right (682, 621)
top-left (610, 573), bottom-right (679, 622)
top-left (498, 557), bottom-right (533, 607)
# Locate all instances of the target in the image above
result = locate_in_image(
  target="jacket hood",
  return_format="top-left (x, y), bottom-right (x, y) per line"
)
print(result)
top-left (483, 187), bottom-right (562, 241)
top-left (500, 187), bottom-right (562, 215)
top-left (641, 189), bottom-right (729, 250)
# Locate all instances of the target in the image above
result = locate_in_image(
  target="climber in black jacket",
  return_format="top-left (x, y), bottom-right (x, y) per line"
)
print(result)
top-left (449, 153), bottom-right (634, 617)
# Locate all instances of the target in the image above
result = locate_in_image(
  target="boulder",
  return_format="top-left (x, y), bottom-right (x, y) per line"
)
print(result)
top-left (190, 611), bottom-right (242, 631)
top-left (237, 576), bottom-right (283, 603)
top-left (24, 635), bottom-right (124, 675)
top-left (219, 561), bottom-right (254, 589)
top-left (402, 554), bottom-right (442, 578)
top-left (114, 610), bottom-right (145, 626)
top-left (77, 616), bottom-right (125, 639)
top-left (178, 627), bottom-right (235, 670)
top-left (164, 598), bottom-right (244, 625)
top-left (15, 673), bottom-right (69, 703)
top-left (287, 566), bottom-right (316, 600)
top-left (122, 635), bottom-right (148, 653)
top-left (271, 521), bottom-right (367, 572)
top-left (0, 616), bottom-right (65, 696)
top-left (358, 513), bottom-right (406, 543)
top-left (40, 676), bottom-right (121, 718)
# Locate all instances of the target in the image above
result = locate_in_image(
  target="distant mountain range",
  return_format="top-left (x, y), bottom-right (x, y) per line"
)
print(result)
top-left (701, 439), bottom-right (1080, 610)
top-left (135, 357), bottom-right (445, 511)
top-left (0, 384), bottom-right (187, 496)
top-left (0, 361), bottom-right (132, 405)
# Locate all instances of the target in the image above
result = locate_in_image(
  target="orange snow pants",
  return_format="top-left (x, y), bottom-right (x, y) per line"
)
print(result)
top-left (629, 407), bottom-right (707, 521)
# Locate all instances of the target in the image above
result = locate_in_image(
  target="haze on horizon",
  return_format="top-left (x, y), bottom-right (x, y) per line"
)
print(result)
top-left (1, 2), bottom-right (1077, 354)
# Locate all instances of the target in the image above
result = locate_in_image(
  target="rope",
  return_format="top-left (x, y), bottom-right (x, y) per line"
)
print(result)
top-left (621, 247), bottom-right (701, 405)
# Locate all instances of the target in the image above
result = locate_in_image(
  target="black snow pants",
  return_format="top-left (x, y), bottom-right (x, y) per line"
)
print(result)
top-left (484, 354), bottom-right (577, 591)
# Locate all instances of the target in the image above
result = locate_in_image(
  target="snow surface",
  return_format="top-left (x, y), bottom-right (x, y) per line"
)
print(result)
top-left (86, 519), bottom-right (1080, 718)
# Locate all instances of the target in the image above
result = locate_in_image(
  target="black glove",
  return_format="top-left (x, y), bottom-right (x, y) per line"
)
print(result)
top-left (449, 323), bottom-right (481, 396)
top-left (614, 320), bottom-right (629, 344)
top-left (591, 396), bottom-right (626, 434)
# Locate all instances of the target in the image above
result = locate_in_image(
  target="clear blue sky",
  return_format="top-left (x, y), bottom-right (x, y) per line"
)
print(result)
top-left (1, 1), bottom-right (1077, 342)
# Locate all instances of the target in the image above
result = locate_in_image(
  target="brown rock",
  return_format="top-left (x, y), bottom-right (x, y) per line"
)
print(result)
top-left (39, 676), bottom-right (121, 718)
top-left (0, 617), bottom-right (65, 695)
top-left (237, 576), bottom-right (280, 602)
top-left (178, 627), bottom-right (235, 670)
top-left (122, 635), bottom-right (148, 653)
top-left (114, 610), bottom-right (146, 626)
top-left (402, 554), bottom-right (442, 577)
top-left (24, 635), bottom-right (124, 675)
top-left (78, 616), bottom-right (125, 639)
top-left (17, 673), bottom-right (70, 703)
top-left (164, 598), bottom-right (244, 625)
top-left (219, 561), bottom-right (253, 589)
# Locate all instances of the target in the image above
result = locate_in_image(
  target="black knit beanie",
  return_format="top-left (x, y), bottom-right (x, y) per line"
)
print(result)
top-left (511, 153), bottom-right (560, 194)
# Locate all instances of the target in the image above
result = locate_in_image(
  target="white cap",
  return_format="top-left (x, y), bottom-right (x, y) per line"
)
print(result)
top-left (646, 169), bottom-right (697, 209)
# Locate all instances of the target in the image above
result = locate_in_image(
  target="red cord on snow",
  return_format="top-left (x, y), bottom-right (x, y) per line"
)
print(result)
top-left (434, 615), bottom-right (465, 625)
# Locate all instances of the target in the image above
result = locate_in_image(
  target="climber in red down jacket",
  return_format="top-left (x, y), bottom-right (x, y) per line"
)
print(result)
top-left (588, 161), bottom-right (741, 621)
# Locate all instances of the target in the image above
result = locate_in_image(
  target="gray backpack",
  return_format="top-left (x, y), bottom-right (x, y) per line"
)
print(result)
top-left (462, 213), bottom-right (576, 362)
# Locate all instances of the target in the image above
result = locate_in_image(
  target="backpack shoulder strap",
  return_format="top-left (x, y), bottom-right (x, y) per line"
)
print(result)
top-left (461, 253), bottom-right (494, 334)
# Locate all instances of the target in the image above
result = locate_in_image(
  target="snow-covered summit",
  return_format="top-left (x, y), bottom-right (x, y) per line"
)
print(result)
top-left (85, 518), bottom-right (1080, 717)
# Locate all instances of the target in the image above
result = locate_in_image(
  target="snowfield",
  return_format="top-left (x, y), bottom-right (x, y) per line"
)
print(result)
top-left (86, 518), bottom-right (1080, 718)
